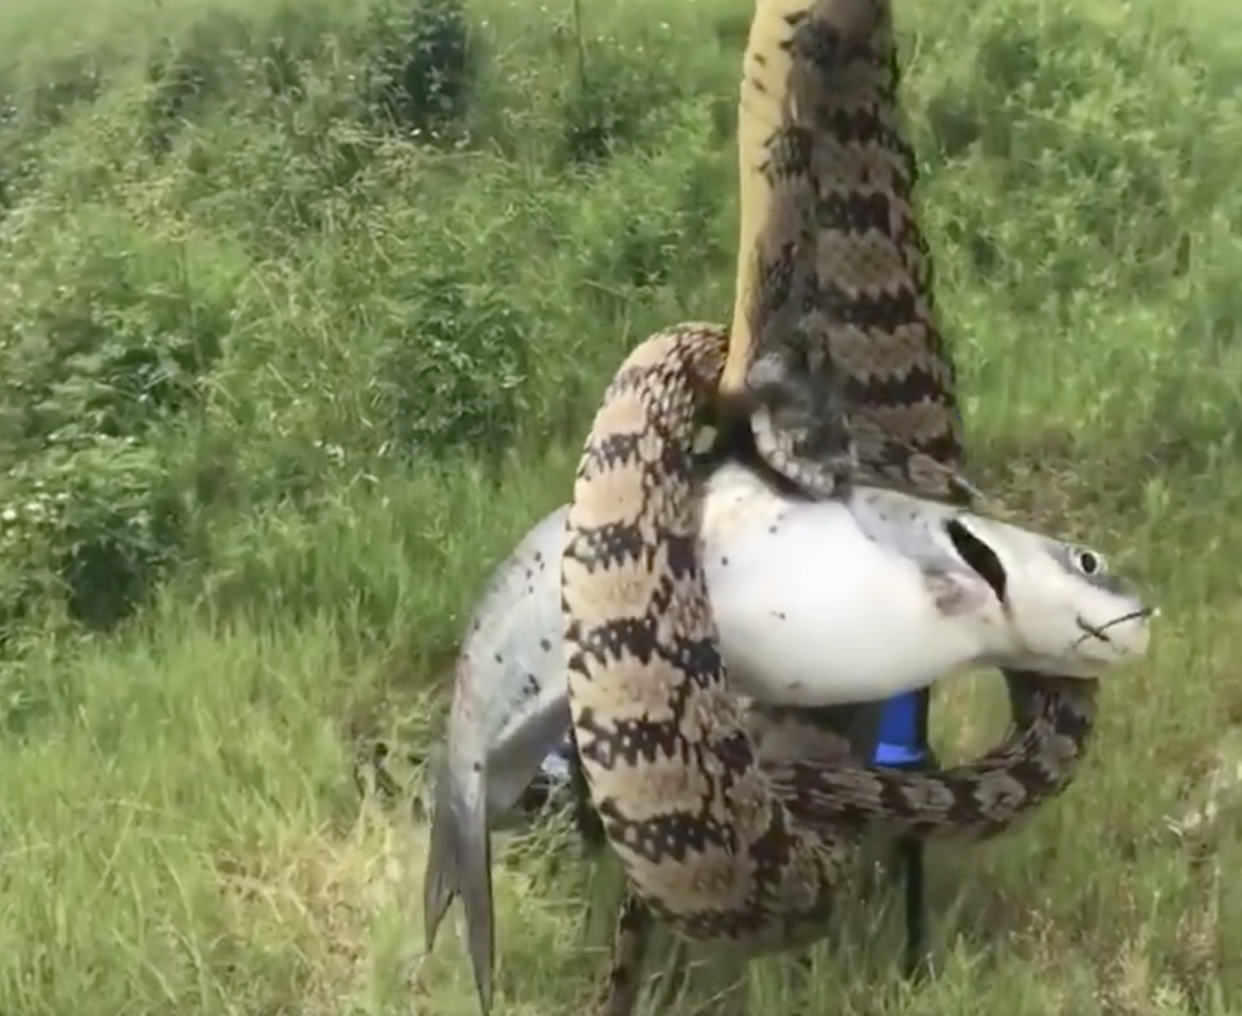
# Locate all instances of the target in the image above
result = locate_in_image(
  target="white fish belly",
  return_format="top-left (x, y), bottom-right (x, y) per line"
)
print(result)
top-left (706, 500), bottom-right (976, 705)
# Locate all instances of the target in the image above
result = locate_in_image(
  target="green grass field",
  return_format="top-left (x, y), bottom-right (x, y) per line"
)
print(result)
top-left (0, 0), bottom-right (1240, 1011)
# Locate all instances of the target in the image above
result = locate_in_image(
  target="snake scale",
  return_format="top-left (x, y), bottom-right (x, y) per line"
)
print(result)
top-left (561, 0), bottom-right (1099, 1011)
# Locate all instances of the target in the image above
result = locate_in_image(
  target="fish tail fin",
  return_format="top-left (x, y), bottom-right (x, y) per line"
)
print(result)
top-left (423, 752), bottom-right (494, 1014)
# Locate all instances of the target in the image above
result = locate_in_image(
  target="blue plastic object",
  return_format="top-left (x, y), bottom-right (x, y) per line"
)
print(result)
top-left (873, 689), bottom-right (927, 767)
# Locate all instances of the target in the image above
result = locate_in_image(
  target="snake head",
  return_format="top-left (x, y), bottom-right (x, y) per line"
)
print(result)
top-left (742, 342), bottom-right (859, 501)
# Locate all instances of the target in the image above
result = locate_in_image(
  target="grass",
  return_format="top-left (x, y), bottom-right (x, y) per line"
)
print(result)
top-left (0, 0), bottom-right (1239, 1011)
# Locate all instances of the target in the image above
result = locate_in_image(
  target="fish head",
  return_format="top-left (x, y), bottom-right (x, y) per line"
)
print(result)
top-left (939, 511), bottom-right (1155, 678)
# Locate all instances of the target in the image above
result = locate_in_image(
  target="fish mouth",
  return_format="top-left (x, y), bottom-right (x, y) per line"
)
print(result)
top-left (1070, 605), bottom-right (1158, 659)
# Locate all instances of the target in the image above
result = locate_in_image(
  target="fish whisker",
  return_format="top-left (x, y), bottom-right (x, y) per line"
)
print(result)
top-left (1070, 606), bottom-right (1156, 651)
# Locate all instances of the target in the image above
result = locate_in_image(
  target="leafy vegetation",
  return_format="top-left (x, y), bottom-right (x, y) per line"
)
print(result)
top-left (0, 0), bottom-right (1239, 1011)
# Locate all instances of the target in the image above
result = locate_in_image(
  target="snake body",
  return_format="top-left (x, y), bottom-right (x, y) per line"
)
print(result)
top-left (562, 0), bottom-right (1106, 1008)
top-left (721, 0), bottom-right (962, 500)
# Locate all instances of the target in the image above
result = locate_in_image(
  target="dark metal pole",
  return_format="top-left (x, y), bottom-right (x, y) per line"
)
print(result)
top-left (873, 686), bottom-right (934, 979)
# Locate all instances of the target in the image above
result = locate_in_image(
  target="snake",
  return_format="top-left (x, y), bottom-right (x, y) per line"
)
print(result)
top-left (565, 327), bottom-right (1103, 1010)
top-left (560, 0), bottom-right (1132, 1012)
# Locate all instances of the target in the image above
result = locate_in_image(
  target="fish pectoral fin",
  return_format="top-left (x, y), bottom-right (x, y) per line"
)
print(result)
top-left (489, 691), bottom-right (574, 814)
top-left (923, 566), bottom-right (992, 618)
top-left (423, 754), bottom-right (495, 1014)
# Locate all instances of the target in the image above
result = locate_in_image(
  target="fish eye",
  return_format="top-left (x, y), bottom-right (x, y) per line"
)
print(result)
top-left (1075, 548), bottom-right (1106, 576)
